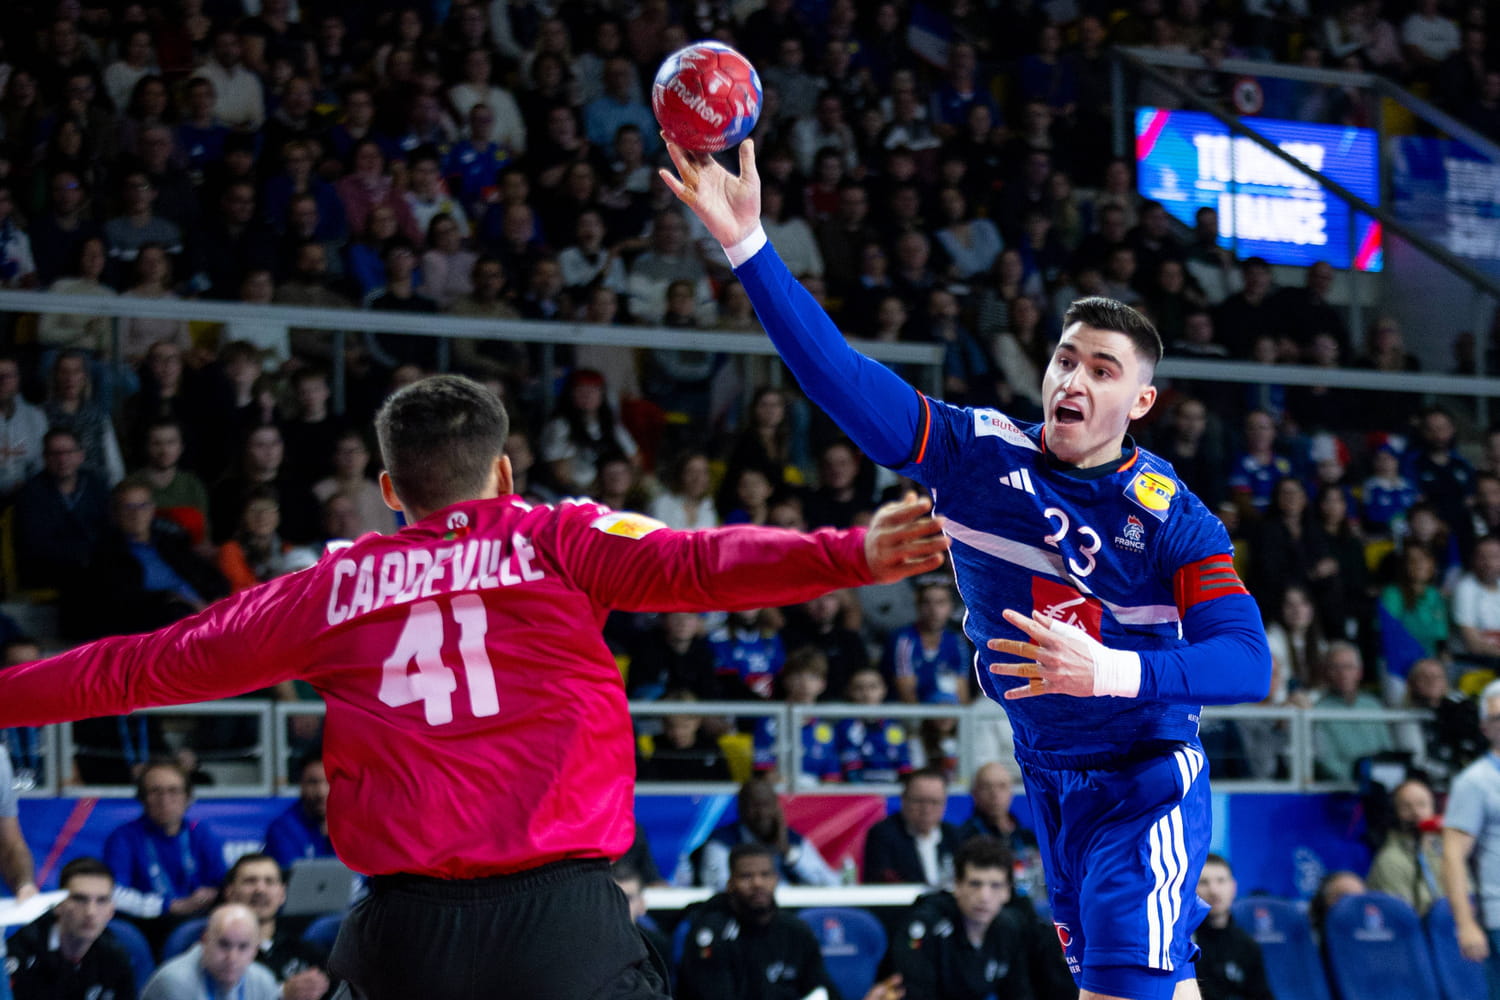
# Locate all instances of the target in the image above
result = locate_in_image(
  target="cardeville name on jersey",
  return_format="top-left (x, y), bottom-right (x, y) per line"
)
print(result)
top-left (900, 402), bottom-right (1244, 763)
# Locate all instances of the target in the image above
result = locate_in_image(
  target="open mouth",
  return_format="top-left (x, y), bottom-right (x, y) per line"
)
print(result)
top-left (1054, 403), bottom-right (1085, 424)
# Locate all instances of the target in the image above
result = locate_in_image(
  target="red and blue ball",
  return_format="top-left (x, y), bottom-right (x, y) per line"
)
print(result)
top-left (652, 42), bottom-right (762, 154)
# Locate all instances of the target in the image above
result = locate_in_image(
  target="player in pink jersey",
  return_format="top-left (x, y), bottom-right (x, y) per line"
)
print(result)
top-left (0, 375), bottom-right (947, 1000)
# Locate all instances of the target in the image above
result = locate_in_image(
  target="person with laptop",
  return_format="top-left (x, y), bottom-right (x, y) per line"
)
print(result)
top-left (221, 854), bottom-right (334, 1000)
top-left (265, 756), bottom-right (333, 868)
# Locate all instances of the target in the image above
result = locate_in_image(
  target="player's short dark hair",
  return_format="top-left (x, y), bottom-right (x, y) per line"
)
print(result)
top-left (375, 374), bottom-right (510, 515)
top-left (1062, 296), bottom-right (1164, 370)
top-left (1204, 852), bottom-right (1233, 874)
top-left (728, 841), bottom-right (777, 874)
top-left (954, 836), bottom-right (1014, 881)
top-left (225, 852), bottom-right (283, 887)
top-left (60, 856), bottom-right (114, 889)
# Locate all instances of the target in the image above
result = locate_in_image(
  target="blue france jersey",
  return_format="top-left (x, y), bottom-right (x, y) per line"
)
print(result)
top-left (883, 625), bottom-right (969, 704)
top-left (900, 403), bottom-right (1236, 763)
top-left (752, 716), bottom-right (841, 780)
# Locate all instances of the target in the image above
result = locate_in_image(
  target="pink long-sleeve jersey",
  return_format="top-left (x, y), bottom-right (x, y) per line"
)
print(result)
top-left (0, 496), bottom-right (875, 878)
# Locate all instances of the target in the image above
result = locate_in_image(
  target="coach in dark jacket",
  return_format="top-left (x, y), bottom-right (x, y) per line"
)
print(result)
top-left (862, 768), bottom-right (963, 885)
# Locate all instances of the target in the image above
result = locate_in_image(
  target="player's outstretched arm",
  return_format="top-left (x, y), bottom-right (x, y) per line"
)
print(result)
top-left (562, 494), bottom-right (948, 613)
top-left (987, 594), bottom-right (1272, 704)
top-left (661, 138), bottom-right (923, 469)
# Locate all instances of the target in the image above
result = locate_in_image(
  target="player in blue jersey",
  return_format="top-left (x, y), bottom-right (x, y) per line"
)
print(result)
top-left (663, 139), bottom-right (1272, 1000)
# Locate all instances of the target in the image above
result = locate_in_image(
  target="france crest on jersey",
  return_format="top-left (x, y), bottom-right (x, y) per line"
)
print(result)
top-left (899, 401), bottom-right (1241, 764)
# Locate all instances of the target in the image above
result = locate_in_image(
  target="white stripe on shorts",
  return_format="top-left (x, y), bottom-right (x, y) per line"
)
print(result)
top-left (1148, 747), bottom-right (1205, 970)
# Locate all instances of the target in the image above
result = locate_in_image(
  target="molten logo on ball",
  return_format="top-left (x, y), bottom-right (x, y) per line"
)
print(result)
top-left (653, 42), bottom-right (762, 154)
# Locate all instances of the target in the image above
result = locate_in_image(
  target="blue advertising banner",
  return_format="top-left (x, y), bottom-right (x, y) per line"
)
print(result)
top-left (1135, 107), bottom-right (1382, 271)
top-left (14, 791), bottom-right (1366, 903)
top-left (1390, 136), bottom-right (1500, 265)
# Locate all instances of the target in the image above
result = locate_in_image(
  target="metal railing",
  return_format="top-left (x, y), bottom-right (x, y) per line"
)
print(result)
top-left (8, 698), bottom-right (1431, 799)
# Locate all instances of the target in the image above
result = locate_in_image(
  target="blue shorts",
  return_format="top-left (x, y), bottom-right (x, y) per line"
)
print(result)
top-left (1020, 742), bottom-right (1211, 1000)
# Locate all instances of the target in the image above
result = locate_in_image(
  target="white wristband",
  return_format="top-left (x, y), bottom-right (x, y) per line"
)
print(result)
top-left (1092, 646), bottom-right (1143, 698)
top-left (722, 224), bottom-right (768, 268)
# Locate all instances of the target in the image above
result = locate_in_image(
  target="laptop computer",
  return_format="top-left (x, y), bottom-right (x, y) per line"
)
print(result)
top-left (283, 858), bottom-right (358, 917)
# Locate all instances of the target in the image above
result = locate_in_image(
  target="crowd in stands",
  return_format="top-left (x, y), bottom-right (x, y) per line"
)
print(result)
top-left (1, 0), bottom-right (1500, 994)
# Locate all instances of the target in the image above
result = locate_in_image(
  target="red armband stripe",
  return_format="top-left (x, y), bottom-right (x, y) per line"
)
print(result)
top-left (1174, 554), bottom-right (1249, 614)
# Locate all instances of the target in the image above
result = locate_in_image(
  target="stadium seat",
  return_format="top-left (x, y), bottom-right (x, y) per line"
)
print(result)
top-left (797, 907), bottom-right (887, 1000)
top-left (1425, 897), bottom-right (1488, 1000)
top-left (302, 913), bottom-right (345, 952)
top-left (162, 916), bottom-right (208, 960)
top-left (1230, 897), bottom-right (1332, 1000)
top-left (1323, 893), bottom-right (1440, 1000)
top-left (107, 917), bottom-right (156, 994)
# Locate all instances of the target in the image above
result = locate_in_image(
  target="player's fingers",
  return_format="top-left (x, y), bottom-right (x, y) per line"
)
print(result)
top-left (1004, 678), bottom-right (1048, 700)
top-left (989, 630), bottom-right (1044, 655)
top-left (1003, 607), bottom-right (1051, 640)
top-left (899, 552), bottom-right (947, 575)
top-left (988, 660), bottom-right (1041, 679)
top-left (739, 137), bottom-right (757, 179)
top-left (661, 136), bottom-right (698, 182)
top-left (658, 167), bottom-right (690, 202)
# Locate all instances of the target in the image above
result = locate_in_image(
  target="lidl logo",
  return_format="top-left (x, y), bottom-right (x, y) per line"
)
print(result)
top-left (1126, 470), bottom-right (1176, 520)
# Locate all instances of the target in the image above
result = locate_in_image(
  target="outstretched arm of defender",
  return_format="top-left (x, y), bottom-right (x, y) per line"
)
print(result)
top-left (660, 138), bottom-right (924, 469)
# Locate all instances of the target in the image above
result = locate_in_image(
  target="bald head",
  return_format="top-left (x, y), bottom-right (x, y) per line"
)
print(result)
top-left (970, 763), bottom-right (1015, 824)
top-left (201, 904), bottom-right (260, 986)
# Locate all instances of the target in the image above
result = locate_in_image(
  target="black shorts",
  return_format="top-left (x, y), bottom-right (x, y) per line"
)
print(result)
top-left (327, 859), bottom-right (670, 1000)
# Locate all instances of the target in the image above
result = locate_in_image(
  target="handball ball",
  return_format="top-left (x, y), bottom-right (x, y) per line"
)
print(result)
top-left (652, 42), bottom-right (762, 154)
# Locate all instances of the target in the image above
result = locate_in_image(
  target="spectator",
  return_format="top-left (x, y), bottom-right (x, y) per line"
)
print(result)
top-left (6, 856), bottom-right (133, 1000)
top-left (538, 369), bottom-right (638, 496)
top-left (647, 450), bottom-right (716, 531)
top-left (638, 690), bottom-right (732, 781)
top-left (610, 862), bottom-right (669, 964)
top-left (264, 141), bottom-right (346, 243)
top-left (104, 25), bottom-right (159, 116)
top-left (119, 247), bottom-right (192, 370)
top-left (104, 760), bottom-right (225, 924)
top-left (1378, 543), bottom-right (1450, 673)
top-left (1194, 854), bottom-right (1274, 1000)
top-left (0, 355), bottom-right (48, 502)
top-left (1362, 445), bottom-right (1418, 539)
top-left (447, 259), bottom-right (526, 381)
top-left (336, 141), bottom-right (421, 248)
top-left (1265, 584), bottom-right (1329, 701)
top-left (14, 428), bottom-right (109, 591)
top-left (44, 349), bottom-right (125, 487)
top-left (444, 103), bottom-right (514, 216)
top-left (886, 582), bottom-right (970, 705)
top-left (1228, 410), bottom-right (1294, 520)
top-left (1309, 870), bottom-right (1367, 941)
top-left (1270, 259), bottom-right (1349, 356)
top-left (221, 854), bottom-right (332, 1000)
top-left (1368, 777), bottom-right (1450, 916)
top-left (311, 431), bottom-right (395, 538)
top-left (837, 666), bottom-right (915, 784)
top-left (881, 835), bottom-right (1034, 1000)
top-left (104, 171), bottom-right (184, 280)
top-left (751, 648), bottom-right (841, 786)
top-left (710, 608), bottom-right (785, 700)
top-left (1399, 658), bottom-right (1484, 792)
top-left (627, 612), bottom-right (719, 702)
top-left (1312, 642), bottom-right (1394, 781)
top-left (135, 419), bottom-right (211, 545)
top-left (1442, 678), bottom-right (1500, 985)
top-left (216, 485), bottom-right (318, 593)
top-left (584, 58), bottom-right (656, 156)
top-left (122, 341), bottom-right (221, 476)
top-left (781, 591), bottom-right (868, 702)
top-left (804, 439), bottom-right (875, 530)
top-left (1452, 535), bottom-right (1500, 665)
top-left (958, 763), bottom-right (1039, 861)
top-left (675, 843), bottom-right (840, 1000)
top-left (210, 426), bottom-right (321, 547)
top-left (136, 126), bottom-right (199, 237)
top-left (935, 186), bottom-right (1002, 282)
top-left (626, 208), bottom-right (713, 325)
top-left (760, 183), bottom-right (823, 279)
top-left (200, 181), bottom-right (279, 301)
top-left (1402, 0), bottom-right (1461, 72)
top-left (863, 768), bottom-right (962, 886)
top-left (194, 27), bottom-right (265, 131)
top-left (141, 904), bottom-right (277, 1000)
top-left (0, 183), bottom-right (37, 290)
top-left (687, 777), bottom-right (839, 890)
top-left (557, 209), bottom-right (625, 298)
top-left (39, 235), bottom-right (114, 356)
top-left (175, 78), bottom-right (229, 178)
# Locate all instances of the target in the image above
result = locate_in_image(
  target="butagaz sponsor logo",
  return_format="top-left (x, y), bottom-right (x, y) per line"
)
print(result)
top-left (1114, 514), bottom-right (1147, 553)
top-left (669, 76), bottom-right (726, 125)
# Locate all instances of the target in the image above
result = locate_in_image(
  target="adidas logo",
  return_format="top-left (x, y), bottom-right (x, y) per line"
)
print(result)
top-left (999, 469), bottom-right (1036, 494)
